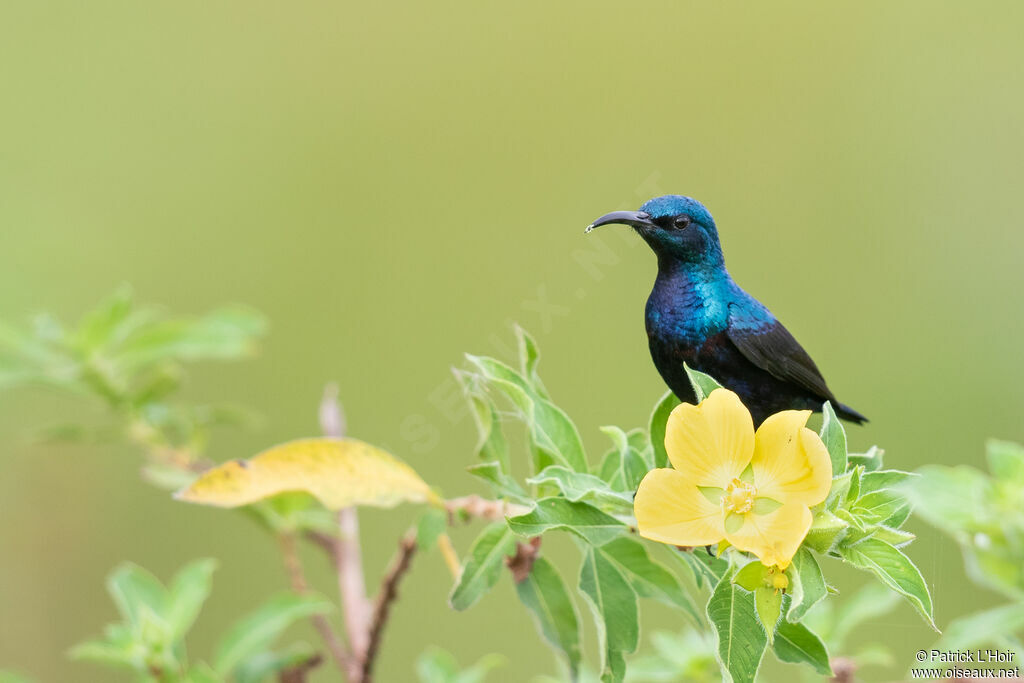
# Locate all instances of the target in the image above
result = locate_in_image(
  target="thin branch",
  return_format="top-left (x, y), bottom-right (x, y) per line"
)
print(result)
top-left (277, 532), bottom-right (350, 673)
top-left (444, 494), bottom-right (530, 521)
top-left (361, 533), bottom-right (418, 682)
top-left (320, 384), bottom-right (373, 676)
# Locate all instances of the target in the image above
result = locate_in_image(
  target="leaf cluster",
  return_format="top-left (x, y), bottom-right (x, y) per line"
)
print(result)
top-left (69, 560), bottom-right (330, 683)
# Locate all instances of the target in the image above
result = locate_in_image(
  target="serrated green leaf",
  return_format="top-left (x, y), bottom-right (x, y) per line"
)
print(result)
top-left (707, 569), bottom-right (766, 683)
top-left (819, 402), bottom-right (847, 475)
top-left (787, 549), bottom-right (826, 622)
top-left (870, 525), bottom-right (915, 547)
top-left (755, 587), bottom-right (782, 643)
top-left (515, 325), bottom-right (549, 400)
top-left (107, 563), bottom-right (170, 630)
top-left (684, 365), bottom-right (722, 402)
top-left (526, 466), bottom-right (634, 513)
top-left (166, 558), bottom-right (217, 640)
top-left (773, 616), bottom-right (832, 676)
top-left (803, 509), bottom-right (849, 553)
top-left (455, 371), bottom-right (510, 473)
top-left (599, 536), bottom-right (699, 622)
top-left (599, 425), bottom-right (648, 492)
top-left (507, 498), bottom-right (627, 545)
top-left (465, 461), bottom-right (527, 500)
top-left (648, 391), bottom-right (680, 469)
top-left (578, 546), bottom-right (639, 683)
top-left (466, 355), bottom-right (588, 473)
top-left (450, 523), bottom-right (516, 611)
top-left (212, 593), bottom-right (332, 675)
top-left (841, 538), bottom-right (935, 629)
top-left (859, 470), bottom-right (917, 496)
top-left (848, 445), bottom-right (884, 472)
top-left (514, 557), bottom-right (581, 677)
top-left (851, 490), bottom-right (910, 526)
top-left (825, 470), bottom-right (856, 511)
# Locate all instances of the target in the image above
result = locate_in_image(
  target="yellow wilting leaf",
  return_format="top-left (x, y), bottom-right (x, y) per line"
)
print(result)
top-left (176, 438), bottom-right (437, 509)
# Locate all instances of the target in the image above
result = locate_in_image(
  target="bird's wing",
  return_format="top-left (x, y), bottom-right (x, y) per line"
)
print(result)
top-left (726, 303), bottom-right (836, 402)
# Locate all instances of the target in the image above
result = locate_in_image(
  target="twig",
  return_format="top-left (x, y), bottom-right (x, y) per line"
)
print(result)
top-left (828, 657), bottom-right (857, 683)
top-left (444, 494), bottom-right (530, 521)
top-left (361, 533), bottom-right (418, 682)
top-left (277, 532), bottom-right (350, 673)
top-left (320, 384), bottom-right (373, 679)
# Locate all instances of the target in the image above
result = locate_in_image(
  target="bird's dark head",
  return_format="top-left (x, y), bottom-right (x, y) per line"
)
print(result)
top-left (586, 195), bottom-right (724, 267)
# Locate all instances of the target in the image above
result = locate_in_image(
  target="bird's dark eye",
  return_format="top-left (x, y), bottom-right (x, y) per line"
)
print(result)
top-left (673, 215), bottom-right (691, 230)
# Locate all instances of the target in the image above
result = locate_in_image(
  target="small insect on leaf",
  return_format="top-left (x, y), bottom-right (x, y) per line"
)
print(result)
top-left (176, 437), bottom-right (436, 510)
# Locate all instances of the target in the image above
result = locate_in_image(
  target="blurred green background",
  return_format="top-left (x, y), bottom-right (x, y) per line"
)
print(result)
top-left (2, 1), bottom-right (1023, 680)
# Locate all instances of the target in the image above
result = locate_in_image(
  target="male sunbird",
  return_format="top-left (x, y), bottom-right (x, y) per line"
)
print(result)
top-left (587, 194), bottom-right (866, 426)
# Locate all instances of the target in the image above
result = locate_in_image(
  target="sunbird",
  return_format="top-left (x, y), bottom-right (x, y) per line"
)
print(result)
top-left (587, 194), bottom-right (866, 426)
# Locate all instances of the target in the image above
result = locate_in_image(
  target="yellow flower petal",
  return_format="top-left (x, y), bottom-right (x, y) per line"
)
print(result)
top-left (724, 502), bottom-right (812, 569)
top-left (750, 412), bottom-right (832, 507)
top-left (664, 388), bottom-right (754, 488)
top-left (635, 468), bottom-right (726, 547)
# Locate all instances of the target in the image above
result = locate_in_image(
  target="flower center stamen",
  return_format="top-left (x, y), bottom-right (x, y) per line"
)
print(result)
top-left (722, 478), bottom-right (757, 514)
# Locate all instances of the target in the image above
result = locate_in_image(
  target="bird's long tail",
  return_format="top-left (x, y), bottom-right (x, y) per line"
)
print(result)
top-left (834, 401), bottom-right (868, 425)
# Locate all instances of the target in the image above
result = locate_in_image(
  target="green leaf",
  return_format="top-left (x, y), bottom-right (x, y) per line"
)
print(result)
top-left (107, 563), bottom-right (170, 630)
top-left (986, 439), bottom-right (1024, 482)
top-left (455, 371), bottom-right (510, 473)
top-left (578, 546), bottom-right (639, 682)
top-left (871, 525), bottom-right (915, 547)
top-left (0, 672), bottom-right (34, 683)
top-left (212, 593), bottom-right (333, 675)
top-left (754, 587), bottom-right (782, 643)
top-left (416, 508), bottom-right (448, 551)
top-left (515, 325), bottom-right (549, 399)
top-left (507, 498), bottom-right (627, 546)
top-left (182, 662), bottom-right (225, 683)
top-left (233, 641), bottom-right (319, 683)
top-left (732, 560), bottom-right (765, 592)
top-left (802, 509), bottom-right (849, 553)
top-left (936, 601), bottom-right (1024, 652)
top-left (787, 549), bottom-right (826, 622)
top-left (707, 569), bottom-right (766, 683)
top-left (851, 490), bottom-right (910, 526)
top-left (449, 523), bottom-right (516, 611)
top-left (416, 647), bottom-right (506, 683)
top-left (840, 538), bottom-right (936, 629)
top-left (819, 402), bottom-right (847, 475)
top-left (514, 557), bottom-right (581, 677)
top-left (116, 306), bottom-right (267, 371)
top-left (859, 469), bottom-right (917, 496)
top-left (673, 548), bottom-right (729, 589)
top-left (848, 446), bottom-right (884, 472)
top-left (74, 284), bottom-right (135, 351)
top-left (648, 390), bottom-right (680, 469)
top-left (684, 365), bottom-right (723, 401)
top-left (773, 617), bottom-right (832, 676)
top-left (465, 461), bottom-right (527, 500)
top-left (466, 355), bottom-right (588, 473)
top-left (599, 426), bottom-right (648, 491)
top-left (526, 466), bottom-right (634, 513)
top-left (825, 470), bottom-right (856, 511)
top-left (166, 558), bottom-right (217, 640)
top-left (599, 536), bottom-right (699, 622)
top-left (67, 637), bottom-right (143, 669)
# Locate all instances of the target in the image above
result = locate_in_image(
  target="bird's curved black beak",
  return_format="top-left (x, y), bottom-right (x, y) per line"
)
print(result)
top-left (585, 210), bottom-right (655, 234)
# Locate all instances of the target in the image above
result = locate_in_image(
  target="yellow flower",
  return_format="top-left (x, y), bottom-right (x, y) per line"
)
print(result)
top-left (634, 388), bottom-right (832, 569)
